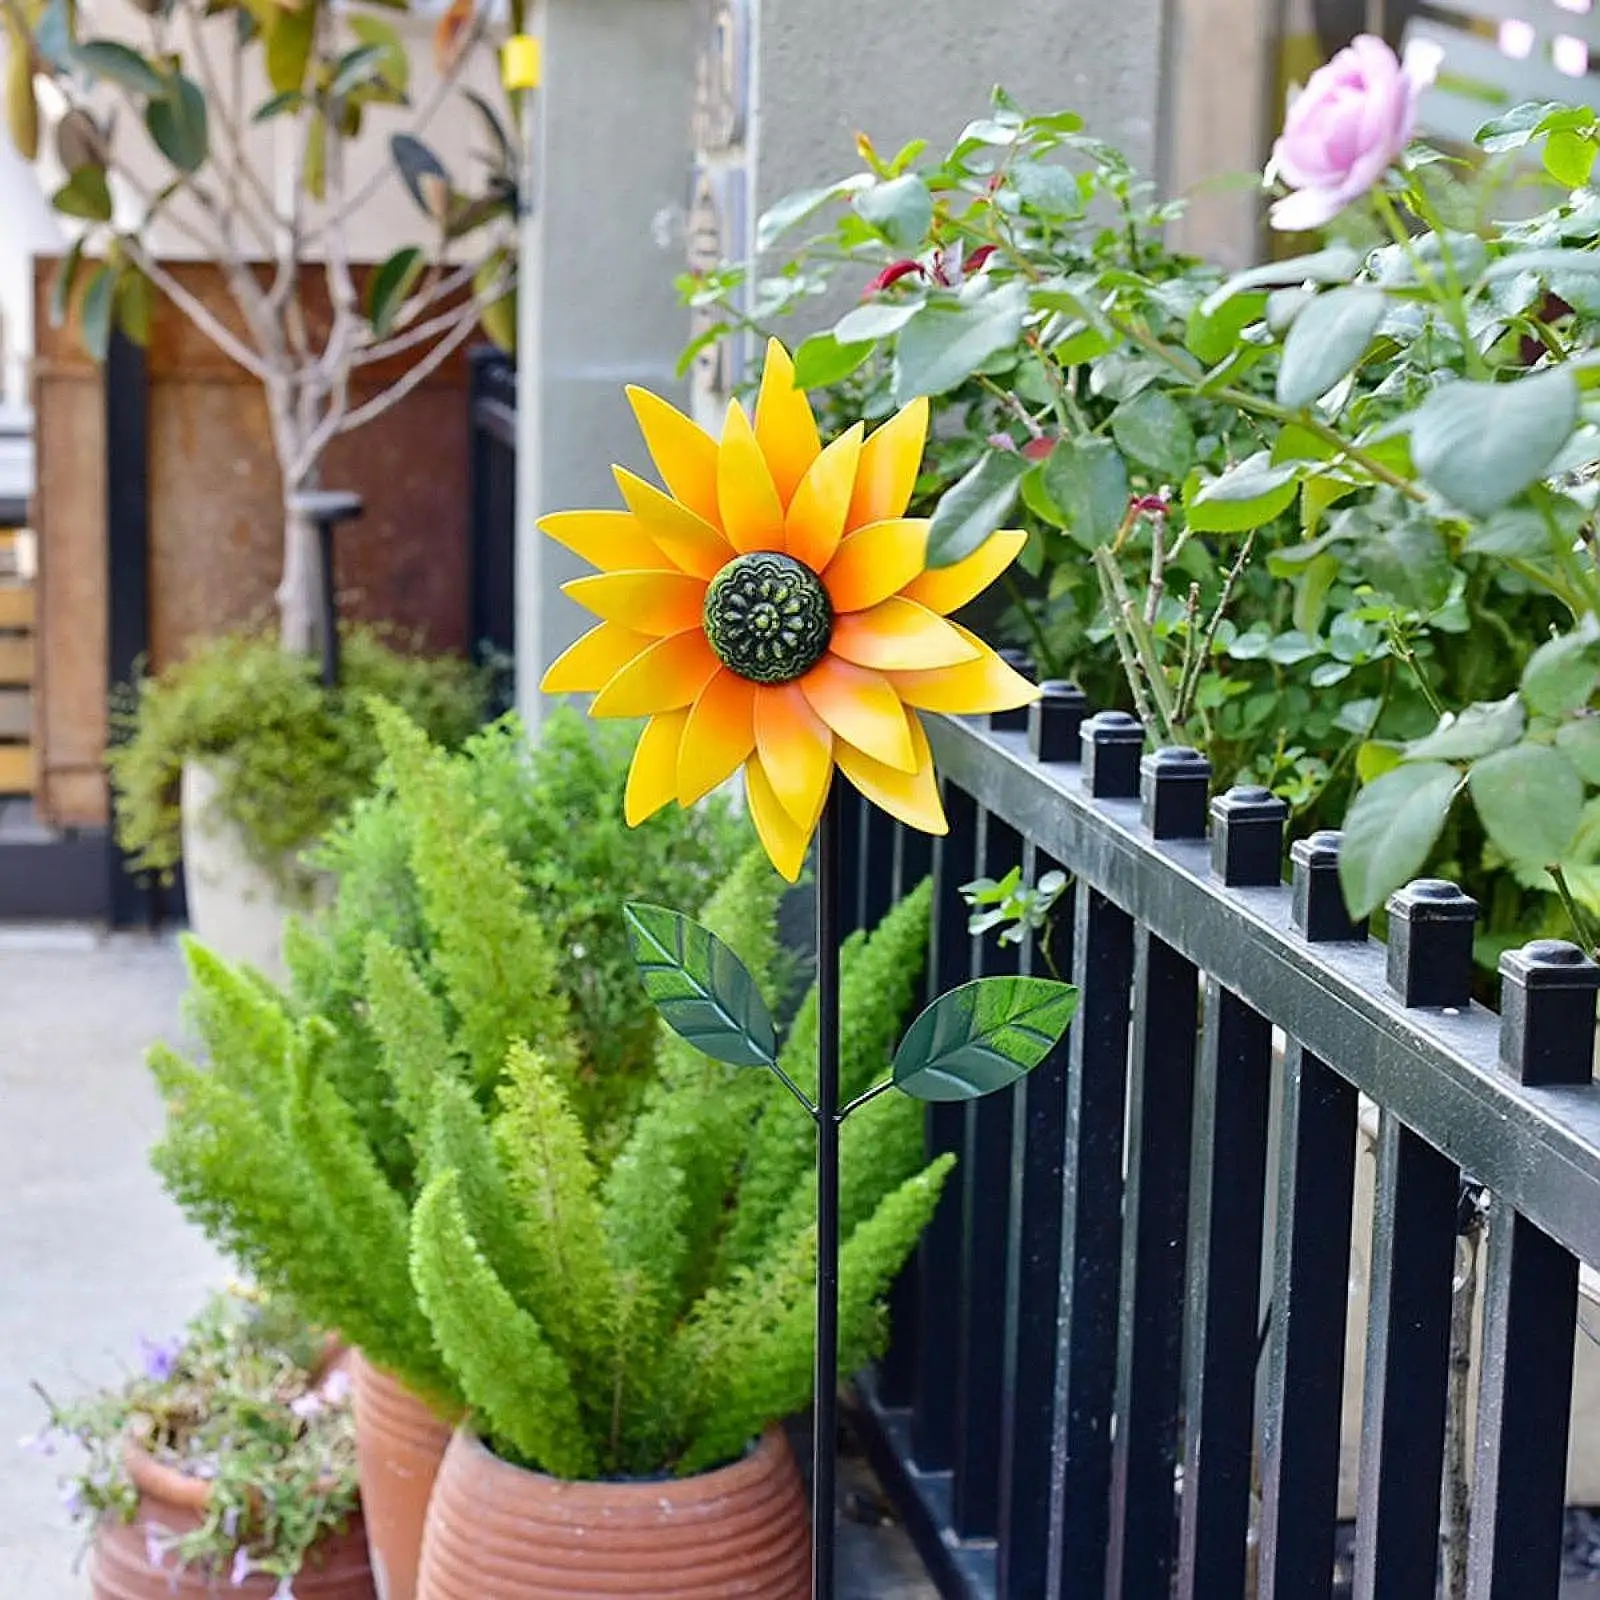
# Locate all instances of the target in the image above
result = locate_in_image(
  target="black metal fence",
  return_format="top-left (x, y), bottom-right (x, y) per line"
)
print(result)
top-left (841, 684), bottom-right (1600, 1600)
top-left (466, 346), bottom-right (517, 709)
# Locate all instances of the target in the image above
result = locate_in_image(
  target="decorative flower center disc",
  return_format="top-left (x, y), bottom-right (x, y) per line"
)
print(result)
top-left (702, 551), bottom-right (833, 685)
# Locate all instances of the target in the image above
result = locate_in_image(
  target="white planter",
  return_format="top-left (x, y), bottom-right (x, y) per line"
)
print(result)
top-left (179, 760), bottom-right (329, 983)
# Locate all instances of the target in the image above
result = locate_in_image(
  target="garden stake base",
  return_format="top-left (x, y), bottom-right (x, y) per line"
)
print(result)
top-left (813, 787), bottom-right (842, 1600)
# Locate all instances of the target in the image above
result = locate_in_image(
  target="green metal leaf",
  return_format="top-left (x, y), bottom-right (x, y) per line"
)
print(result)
top-left (892, 976), bottom-right (1078, 1102)
top-left (145, 75), bottom-right (208, 173)
top-left (926, 449), bottom-right (1028, 568)
top-left (623, 902), bottom-right (776, 1069)
top-left (71, 39), bottom-right (165, 96)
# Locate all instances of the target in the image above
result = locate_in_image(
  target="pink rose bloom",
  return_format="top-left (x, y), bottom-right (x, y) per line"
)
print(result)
top-left (1269, 34), bottom-right (1441, 231)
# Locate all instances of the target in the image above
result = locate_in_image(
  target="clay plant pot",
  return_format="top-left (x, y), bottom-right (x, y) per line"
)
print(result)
top-left (92, 1443), bottom-right (374, 1600)
top-left (349, 1351), bottom-right (457, 1600)
top-left (416, 1424), bottom-right (811, 1599)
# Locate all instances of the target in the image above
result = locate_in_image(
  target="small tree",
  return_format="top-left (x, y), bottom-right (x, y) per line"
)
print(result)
top-left (1, 0), bottom-right (522, 650)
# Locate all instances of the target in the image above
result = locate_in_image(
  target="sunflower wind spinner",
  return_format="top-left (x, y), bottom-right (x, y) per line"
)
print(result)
top-left (539, 338), bottom-right (1077, 1599)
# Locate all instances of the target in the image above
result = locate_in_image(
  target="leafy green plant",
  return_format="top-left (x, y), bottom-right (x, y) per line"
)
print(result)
top-left (150, 717), bottom-right (952, 1471)
top-left (28, 1289), bottom-right (358, 1588)
top-left (107, 626), bottom-right (484, 894)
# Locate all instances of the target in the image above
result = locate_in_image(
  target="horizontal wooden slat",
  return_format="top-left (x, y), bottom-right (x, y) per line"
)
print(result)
top-left (0, 584), bottom-right (34, 629)
top-left (0, 742), bottom-right (33, 793)
top-left (0, 689), bottom-right (30, 739)
top-left (0, 636), bottom-right (33, 685)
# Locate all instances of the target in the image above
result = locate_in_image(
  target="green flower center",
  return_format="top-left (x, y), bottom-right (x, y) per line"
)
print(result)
top-left (702, 551), bottom-right (833, 685)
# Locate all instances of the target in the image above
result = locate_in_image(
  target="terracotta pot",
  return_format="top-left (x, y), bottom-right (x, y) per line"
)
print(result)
top-left (92, 1443), bottom-right (374, 1600)
top-left (350, 1352), bottom-right (457, 1600)
top-left (417, 1425), bottom-right (811, 1599)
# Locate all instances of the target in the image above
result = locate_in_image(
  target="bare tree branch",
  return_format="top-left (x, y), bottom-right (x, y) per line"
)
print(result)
top-left (122, 241), bottom-right (271, 379)
top-left (354, 257), bottom-right (512, 366)
top-left (338, 304), bottom-right (482, 434)
top-left (186, 7), bottom-right (278, 252)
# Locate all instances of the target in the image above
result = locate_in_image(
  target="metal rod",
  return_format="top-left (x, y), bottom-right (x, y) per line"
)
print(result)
top-left (813, 784), bottom-right (842, 1600)
top-left (316, 516), bottom-right (339, 689)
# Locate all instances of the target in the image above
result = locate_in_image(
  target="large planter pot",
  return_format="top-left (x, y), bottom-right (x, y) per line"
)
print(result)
top-left (92, 1443), bottom-right (374, 1600)
top-left (180, 759), bottom-right (329, 981)
top-left (350, 1353), bottom-right (457, 1600)
top-left (417, 1425), bottom-right (811, 1599)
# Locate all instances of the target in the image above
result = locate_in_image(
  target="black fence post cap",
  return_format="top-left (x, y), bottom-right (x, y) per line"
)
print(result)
top-left (1385, 878), bottom-right (1478, 1009)
top-left (1499, 938), bottom-right (1600, 1086)
top-left (1080, 710), bottom-right (1144, 798)
top-left (1140, 745), bottom-right (1211, 839)
top-left (1028, 679), bottom-right (1090, 764)
top-left (1291, 829), bottom-right (1367, 942)
top-left (991, 649), bottom-right (1036, 731)
top-left (1210, 784), bottom-right (1288, 887)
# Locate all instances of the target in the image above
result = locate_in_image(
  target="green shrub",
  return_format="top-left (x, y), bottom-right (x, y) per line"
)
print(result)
top-left (107, 627), bottom-right (485, 889)
top-left (152, 770), bottom-right (946, 1472)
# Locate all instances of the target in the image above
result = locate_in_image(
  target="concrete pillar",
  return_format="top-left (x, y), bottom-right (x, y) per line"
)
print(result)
top-left (514, 0), bottom-right (695, 727)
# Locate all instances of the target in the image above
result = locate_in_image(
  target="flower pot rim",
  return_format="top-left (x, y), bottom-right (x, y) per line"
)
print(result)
top-left (348, 1348), bottom-right (465, 1426)
top-left (447, 1422), bottom-right (792, 1504)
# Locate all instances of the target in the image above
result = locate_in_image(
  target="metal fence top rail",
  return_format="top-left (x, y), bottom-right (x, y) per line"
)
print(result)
top-left (927, 710), bottom-right (1600, 1264)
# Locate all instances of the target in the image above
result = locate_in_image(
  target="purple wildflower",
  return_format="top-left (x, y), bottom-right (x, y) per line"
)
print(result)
top-left (144, 1526), bottom-right (168, 1569)
top-left (17, 1428), bottom-right (57, 1456)
top-left (273, 1580), bottom-right (296, 1600)
top-left (318, 1368), bottom-right (352, 1407)
top-left (138, 1337), bottom-right (182, 1383)
top-left (59, 1483), bottom-right (86, 1518)
top-left (230, 1547), bottom-right (253, 1587)
top-left (288, 1392), bottom-right (323, 1422)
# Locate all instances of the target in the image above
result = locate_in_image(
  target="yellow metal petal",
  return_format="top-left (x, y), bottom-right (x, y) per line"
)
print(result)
top-left (540, 622), bottom-right (652, 694)
top-left (835, 714), bottom-right (948, 837)
top-left (829, 598), bottom-right (982, 672)
top-left (901, 530), bottom-right (1028, 615)
top-left (613, 467), bottom-right (733, 580)
top-left (890, 625), bottom-right (1041, 714)
top-left (625, 710), bottom-right (689, 824)
top-left (589, 630), bottom-right (719, 717)
top-left (822, 518), bottom-right (930, 614)
top-left (626, 385), bottom-right (723, 528)
top-left (538, 509), bottom-right (673, 573)
top-left (678, 669), bottom-right (757, 805)
top-left (718, 399), bottom-right (787, 555)
top-left (798, 655), bottom-right (915, 773)
top-left (563, 570), bottom-right (709, 636)
top-left (753, 338), bottom-right (822, 508)
top-left (745, 754), bottom-right (813, 883)
top-left (753, 684), bottom-right (835, 829)
top-left (846, 396), bottom-right (929, 528)
top-left (785, 423), bottom-right (863, 574)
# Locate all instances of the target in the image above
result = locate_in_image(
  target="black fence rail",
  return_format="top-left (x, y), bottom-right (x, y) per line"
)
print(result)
top-left (466, 346), bottom-right (517, 709)
top-left (839, 683), bottom-right (1600, 1600)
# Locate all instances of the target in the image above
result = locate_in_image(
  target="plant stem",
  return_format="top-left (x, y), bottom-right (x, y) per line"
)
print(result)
top-left (812, 788), bottom-right (842, 1600)
top-left (839, 1077), bottom-right (895, 1120)
top-left (1549, 863), bottom-right (1600, 957)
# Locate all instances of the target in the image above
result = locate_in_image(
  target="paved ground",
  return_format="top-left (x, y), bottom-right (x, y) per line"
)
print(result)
top-left (0, 929), bottom-right (224, 1599)
top-left (0, 927), bottom-right (931, 1600)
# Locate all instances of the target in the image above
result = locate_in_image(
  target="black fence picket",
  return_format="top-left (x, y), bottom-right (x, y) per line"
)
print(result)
top-left (847, 696), bottom-right (1600, 1600)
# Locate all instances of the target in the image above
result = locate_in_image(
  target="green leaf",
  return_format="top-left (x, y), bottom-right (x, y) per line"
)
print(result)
top-left (791, 331), bottom-right (874, 389)
top-left (1469, 743), bottom-right (1583, 866)
top-left (755, 175), bottom-right (868, 251)
top-left (390, 132), bottom-right (449, 215)
top-left (1339, 761), bottom-right (1460, 919)
top-left (892, 281), bottom-right (1028, 402)
top-left (115, 270), bottom-right (152, 347)
top-left (927, 450), bottom-right (1029, 568)
top-left (1185, 289), bottom-right (1266, 365)
top-left (1275, 286), bottom-right (1385, 410)
top-left (1465, 504), bottom-right (1559, 558)
top-left (78, 264), bottom-right (114, 364)
top-left (1544, 128), bottom-right (1598, 188)
top-left (1200, 244), bottom-right (1363, 316)
top-left (1342, 501), bottom-right (1452, 613)
top-left (1522, 626), bottom-right (1600, 718)
top-left (71, 39), bottom-right (165, 95)
top-left (1406, 697), bottom-right (1525, 762)
top-left (49, 237), bottom-right (85, 329)
top-left (1557, 718), bottom-right (1600, 782)
top-left (1292, 552), bottom-right (1339, 635)
top-left (367, 245), bottom-right (425, 338)
top-left (329, 43), bottom-right (390, 99)
top-left (351, 16), bottom-right (411, 99)
top-left (1043, 437), bottom-right (1129, 550)
top-left (251, 90), bottom-right (305, 122)
top-left (52, 165), bottom-right (112, 222)
top-left (1477, 101), bottom-right (1573, 152)
top-left (832, 299), bottom-right (922, 344)
top-left (264, 4), bottom-right (315, 95)
top-left (892, 976), bottom-right (1078, 1102)
top-left (853, 174), bottom-right (933, 251)
top-left (1411, 371), bottom-right (1579, 518)
top-left (145, 75), bottom-right (208, 173)
top-left (1110, 388), bottom-right (1194, 481)
top-left (622, 902), bottom-right (777, 1069)
top-left (1186, 452), bottom-right (1300, 533)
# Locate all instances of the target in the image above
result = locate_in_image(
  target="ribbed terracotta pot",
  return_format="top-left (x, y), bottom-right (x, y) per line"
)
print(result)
top-left (92, 1443), bottom-right (374, 1600)
top-left (350, 1352), bottom-right (457, 1600)
top-left (416, 1426), bottom-right (811, 1599)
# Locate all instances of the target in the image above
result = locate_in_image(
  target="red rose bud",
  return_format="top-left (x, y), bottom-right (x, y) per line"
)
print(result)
top-left (1022, 436), bottom-right (1056, 461)
top-left (863, 259), bottom-right (925, 296)
top-left (966, 245), bottom-right (998, 273)
top-left (1131, 494), bottom-right (1170, 516)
